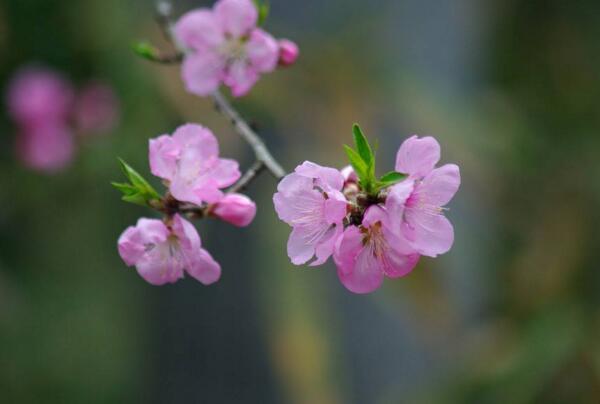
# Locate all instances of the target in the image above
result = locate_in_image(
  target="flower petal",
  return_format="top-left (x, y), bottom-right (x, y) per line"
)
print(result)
top-left (208, 158), bottom-right (241, 188)
top-left (246, 28), bottom-right (279, 72)
top-left (214, 0), bottom-right (257, 37)
top-left (395, 135), bottom-right (440, 178)
top-left (171, 214), bottom-right (202, 251)
top-left (117, 226), bottom-right (144, 266)
top-left (295, 161), bottom-right (344, 191)
top-left (323, 190), bottom-right (348, 224)
top-left (419, 164), bottom-right (460, 207)
top-left (287, 226), bottom-right (317, 265)
top-left (149, 134), bottom-right (179, 180)
top-left (136, 255), bottom-right (184, 286)
top-left (186, 248), bottom-right (222, 285)
top-left (172, 123), bottom-right (219, 159)
top-left (225, 60), bottom-right (259, 97)
top-left (334, 226), bottom-right (384, 294)
top-left (174, 10), bottom-right (224, 51)
top-left (310, 225), bottom-right (342, 266)
top-left (385, 179), bottom-right (415, 229)
top-left (181, 53), bottom-right (224, 97)
top-left (405, 209), bottom-right (454, 257)
top-left (380, 228), bottom-right (420, 278)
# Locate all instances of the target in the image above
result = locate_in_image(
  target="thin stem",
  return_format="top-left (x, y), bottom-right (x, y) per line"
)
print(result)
top-left (228, 160), bottom-right (266, 194)
top-left (211, 91), bottom-right (286, 179)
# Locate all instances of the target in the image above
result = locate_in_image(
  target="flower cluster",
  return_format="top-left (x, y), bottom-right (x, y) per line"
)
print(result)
top-left (273, 126), bottom-right (460, 294)
top-left (174, 0), bottom-right (298, 97)
top-left (117, 124), bottom-right (257, 286)
top-left (6, 66), bottom-right (119, 173)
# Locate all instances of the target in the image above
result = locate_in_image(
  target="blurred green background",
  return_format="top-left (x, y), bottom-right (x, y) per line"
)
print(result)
top-left (2, 0), bottom-right (600, 403)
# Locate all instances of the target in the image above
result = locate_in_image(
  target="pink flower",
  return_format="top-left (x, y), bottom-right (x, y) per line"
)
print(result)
top-left (212, 193), bottom-right (257, 227)
top-left (273, 161), bottom-right (348, 266)
top-left (333, 206), bottom-right (420, 294)
top-left (118, 214), bottom-right (221, 286)
top-left (6, 66), bottom-right (74, 126)
top-left (277, 39), bottom-right (299, 67)
top-left (174, 0), bottom-right (280, 97)
top-left (387, 136), bottom-right (461, 257)
top-left (74, 81), bottom-right (120, 135)
top-left (15, 124), bottom-right (75, 172)
top-left (149, 123), bottom-right (241, 205)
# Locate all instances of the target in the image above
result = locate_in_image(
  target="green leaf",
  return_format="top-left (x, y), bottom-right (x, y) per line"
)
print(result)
top-left (373, 171), bottom-right (407, 192)
top-left (118, 158), bottom-right (160, 199)
top-left (343, 145), bottom-right (367, 180)
top-left (352, 124), bottom-right (374, 171)
top-left (253, 0), bottom-right (269, 25)
top-left (379, 171), bottom-right (406, 184)
top-left (132, 41), bottom-right (159, 61)
top-left (113, 159), bottom-right (161, 207)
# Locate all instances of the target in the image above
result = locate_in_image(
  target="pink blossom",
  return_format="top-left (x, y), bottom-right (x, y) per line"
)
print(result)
top-left (277, 39), bottom-right (299, 67)
top-left (273, 161), bottom-right (348, 266)
top-left (212, 193), bottom-right (257, 227)
top-left (387, 136), bottom-right (461, 257)
top-left (174, 0), bottom-right (280, 97)
top-left (149, 123), bottom-right (241, 205)
top-left (15, 124), bottom-right (75, 173)
top-left (74, 81), bottom-right (120, 135)
top-left (6, 66), bottom-right (74, 126)
top-left (118, 214), bottom-right (221, 286)
top-left (333, 206), bottom-right (420, 294)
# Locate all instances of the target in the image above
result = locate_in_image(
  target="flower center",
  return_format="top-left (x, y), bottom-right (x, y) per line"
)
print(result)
top-left (220, 37), bottom-right (247, 65)
top-left (361, 221), bottom-right (388, 259)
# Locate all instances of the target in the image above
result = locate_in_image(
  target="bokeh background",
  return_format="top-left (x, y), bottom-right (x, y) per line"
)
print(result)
top-left (2, 0), bottom-right (600, 403)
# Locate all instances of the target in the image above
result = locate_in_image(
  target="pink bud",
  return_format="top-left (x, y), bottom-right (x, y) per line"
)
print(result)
top-left (212, 193), bottom-right (257, 227)
top-left (74, 81), bottom-right (120, 135)
top-left (277, 39), bottom-right (299, 67)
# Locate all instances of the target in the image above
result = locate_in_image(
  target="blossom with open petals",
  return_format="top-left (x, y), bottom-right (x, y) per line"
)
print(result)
top-left (118, 214), bottom-right (221, 285)
top-left (334, 206), bottom-right (420, 294)
top-left (388, 136), bottom-right (460, 257)
top-left (174, 0), bottom-right (281, 97)
top-left (273, 161), bottom-right (348, 266)
top-left (149, 123), bottom-right (241, 205)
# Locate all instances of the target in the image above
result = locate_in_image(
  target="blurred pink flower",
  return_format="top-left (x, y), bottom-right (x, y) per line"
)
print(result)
top-left (174, 0), bottom-right (280, 97)
top-left (15, 124), bottom-right (75, 172)
top-left (6, 66), bottom-right (120, 173)
top-left (118, 214), bottom-right (221, 286)
top-left (333, 206), bottom-right (420, 294)
top-left (149, 123), bottom-right (241, 205)
top-left (212, 193), bottom-right (257, 227)
top-left (273, 161), bottom-right (348, 266)
top-left (387, 136), bottom-right (461, 257)
top-left (6, 67), bottom-right (74, 126)
top-left (74, 81), bottom-right (120, 135)
top-left (277, 39), bottom-right (299, 67)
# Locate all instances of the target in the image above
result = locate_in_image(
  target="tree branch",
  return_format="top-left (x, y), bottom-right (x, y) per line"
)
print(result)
top-left (154, 0), bottom-right (287, 181)
top-left (211, 91), bottom-right (286, 179)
